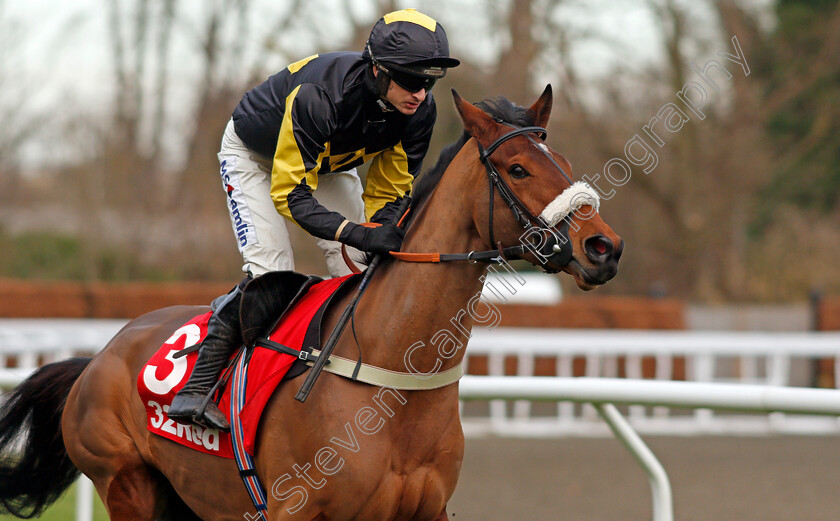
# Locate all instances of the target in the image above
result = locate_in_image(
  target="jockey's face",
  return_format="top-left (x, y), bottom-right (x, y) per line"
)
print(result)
top-left (374, 67), bottom-right (427, 115)
top-left (386, 80), bottom-right (427, 115)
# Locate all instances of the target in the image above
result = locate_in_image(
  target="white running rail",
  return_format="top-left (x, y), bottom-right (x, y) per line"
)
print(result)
top-left (459, 376), bottom-right (840, 521)
top-left (2, 321), bottom-right (840, 434)
top-left (3, 321), bottom-right (840, 434)
top-left (2, 320), bottom-right (840, 521)
top-left (463, 327), bottom-right (840, 435)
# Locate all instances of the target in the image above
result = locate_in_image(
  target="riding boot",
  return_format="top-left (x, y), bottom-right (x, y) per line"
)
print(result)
top-left (168, 278), bottom-right (247, 432)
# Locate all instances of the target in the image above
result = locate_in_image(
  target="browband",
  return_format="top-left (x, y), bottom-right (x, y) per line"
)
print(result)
top-left (480, 126), bottom-right (547, 158)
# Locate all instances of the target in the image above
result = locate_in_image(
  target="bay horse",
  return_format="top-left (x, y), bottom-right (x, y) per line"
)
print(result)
top-left (0, 86), bottom-right (622, 521)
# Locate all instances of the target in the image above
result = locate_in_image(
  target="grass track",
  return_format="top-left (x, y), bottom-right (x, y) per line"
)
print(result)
top-left (0, 480), bottom-right (109, 521)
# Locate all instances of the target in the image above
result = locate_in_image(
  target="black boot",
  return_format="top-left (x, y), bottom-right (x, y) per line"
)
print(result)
top-left (168, 279), bottom-right (246, 431)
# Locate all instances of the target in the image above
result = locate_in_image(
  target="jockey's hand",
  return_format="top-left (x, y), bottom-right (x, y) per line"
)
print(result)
top-left (343, 222), bottom-right (405, 253)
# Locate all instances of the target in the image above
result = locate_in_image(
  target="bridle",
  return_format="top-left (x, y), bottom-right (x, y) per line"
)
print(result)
top-left (388, 125), bottom-right (578, 272)
top-left (476, 125), bottom-right (574, 270)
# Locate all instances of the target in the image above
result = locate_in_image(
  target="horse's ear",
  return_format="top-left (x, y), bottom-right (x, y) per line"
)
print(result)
top-left (452, 89), bottom-right (496, 142)
top-left (529, 84), bottom-right (553, 129)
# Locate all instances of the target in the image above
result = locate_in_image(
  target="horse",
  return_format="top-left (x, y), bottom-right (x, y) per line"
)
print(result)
top-left (0, 85), bottom-right (622, 521)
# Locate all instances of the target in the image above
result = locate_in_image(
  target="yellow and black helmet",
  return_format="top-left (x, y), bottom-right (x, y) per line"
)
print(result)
top-left (363, 8), bottom-right (460, 92)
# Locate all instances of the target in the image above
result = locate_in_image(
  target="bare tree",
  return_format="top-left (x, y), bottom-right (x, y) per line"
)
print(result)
top-left (493, 0), bottom-right (539, 104)
top-left (149, 0), bottom-right (175, 162)
top-left (103, 0), bottom-right (156, 211)
top-left (0, 1), bottom-right (47, 206)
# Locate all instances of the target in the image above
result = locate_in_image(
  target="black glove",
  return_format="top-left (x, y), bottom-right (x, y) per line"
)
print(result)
top-left (370, 196), bottom-right (408, 225)
top-left (341, 222), bottom-right (405, 253)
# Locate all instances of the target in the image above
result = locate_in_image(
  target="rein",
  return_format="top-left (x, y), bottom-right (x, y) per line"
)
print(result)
top-left (389, 125), bottom-right (576, 270)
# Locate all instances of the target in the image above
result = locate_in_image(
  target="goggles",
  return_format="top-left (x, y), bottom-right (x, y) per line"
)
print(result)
top-left (366, 40), bottom-right (447, 93)
top-left (378, 65), bottom-right (438, 93)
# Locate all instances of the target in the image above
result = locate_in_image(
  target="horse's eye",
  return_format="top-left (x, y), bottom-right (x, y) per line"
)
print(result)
top-left (509, 164), bottom-right (530, 179)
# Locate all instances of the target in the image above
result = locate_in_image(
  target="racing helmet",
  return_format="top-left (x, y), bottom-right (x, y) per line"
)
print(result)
top-left (363, 9), bottom-right (460, 94)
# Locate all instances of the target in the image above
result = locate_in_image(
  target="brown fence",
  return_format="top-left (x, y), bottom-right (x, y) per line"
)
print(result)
top-left (0, 279), bottom-right (232, 319)
top-left (467, 297), bottom-right (687, 379)
top-left (816, 296), bottom-right (840, 331)
top-left (815, 295), bottom-right (840, 388)
top-left (0, 279), bottom-right (687, 379)
top-left (497, 296), bottom-right (685, 329)
top-left (0, 279), bottom-right (686, 325)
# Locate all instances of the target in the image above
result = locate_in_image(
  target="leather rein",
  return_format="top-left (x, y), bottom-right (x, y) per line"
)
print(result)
top-left (389, 125), bottom-right (576, 271)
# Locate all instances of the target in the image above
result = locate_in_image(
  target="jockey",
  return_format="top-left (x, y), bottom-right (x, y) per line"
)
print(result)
top-left (168, 8), bottom-right (460, 431)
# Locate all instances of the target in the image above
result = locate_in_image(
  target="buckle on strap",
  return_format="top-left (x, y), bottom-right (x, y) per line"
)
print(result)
top-left (299, 348), bottom-right (330, 365)
top-left (298, 349), bottom-right (326, 364)
top-left (255, 338), bottom-right (329, 365)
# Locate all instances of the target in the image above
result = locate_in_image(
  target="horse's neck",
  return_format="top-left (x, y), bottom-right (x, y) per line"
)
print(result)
top-left (356, 146), bottom-right (488, 373)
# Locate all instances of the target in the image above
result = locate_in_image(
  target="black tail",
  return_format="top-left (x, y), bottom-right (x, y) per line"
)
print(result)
top-left (0, 357), bottom-right (92, 518)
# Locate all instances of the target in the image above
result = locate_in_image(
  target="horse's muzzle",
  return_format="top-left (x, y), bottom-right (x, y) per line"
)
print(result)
top-left (567, 235), bottom-right (623, 288)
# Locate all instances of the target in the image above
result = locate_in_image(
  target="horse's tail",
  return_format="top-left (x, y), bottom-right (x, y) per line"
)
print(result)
top-left (0, 357), bottom-right (92, 518)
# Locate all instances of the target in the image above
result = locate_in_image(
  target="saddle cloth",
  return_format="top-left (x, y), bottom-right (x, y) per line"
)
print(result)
top-left (137, 274), bottom-right (357, 458)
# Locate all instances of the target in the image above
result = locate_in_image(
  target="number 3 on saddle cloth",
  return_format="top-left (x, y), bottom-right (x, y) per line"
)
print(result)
top-left (136, 271), bottom-right (360, 459)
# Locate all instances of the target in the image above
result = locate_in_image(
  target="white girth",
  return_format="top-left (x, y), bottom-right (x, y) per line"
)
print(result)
top-left (305, 348), bottom-right (465, 390)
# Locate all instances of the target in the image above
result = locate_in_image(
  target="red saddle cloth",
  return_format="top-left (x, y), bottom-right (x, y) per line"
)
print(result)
top-left (137, 274), bottom-right (355, 458)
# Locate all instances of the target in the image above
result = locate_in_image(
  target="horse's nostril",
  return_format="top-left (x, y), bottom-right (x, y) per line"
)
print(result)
top-left (584, 235), bottom-right (613, 263)
top-left (593, 239), bottom-right (607, 255)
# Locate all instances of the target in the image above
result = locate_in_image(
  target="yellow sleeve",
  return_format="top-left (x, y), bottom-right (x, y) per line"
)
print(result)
top-left (269, 84), bottom-right (330, 220)
top-left (363, 142), bottom-right (414, 221)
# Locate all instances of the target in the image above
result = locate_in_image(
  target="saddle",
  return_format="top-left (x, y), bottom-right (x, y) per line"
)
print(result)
top-left (239, 271), bottom-right (322, 380)
top-left (137, 271), bottom-right (360, 458)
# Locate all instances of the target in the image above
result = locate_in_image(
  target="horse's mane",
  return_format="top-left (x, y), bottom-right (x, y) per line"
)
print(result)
top-left (409, 96), bottom-right (536, 211)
